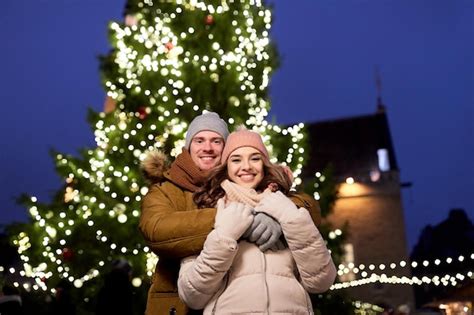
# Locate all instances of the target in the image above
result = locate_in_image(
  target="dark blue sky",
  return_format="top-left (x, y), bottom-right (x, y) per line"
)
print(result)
top-left (1, 0), bottom-right (473, 252)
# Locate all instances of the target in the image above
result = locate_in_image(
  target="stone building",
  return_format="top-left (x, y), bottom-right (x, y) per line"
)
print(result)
top-left (302, 105), bottom-right (415, 310)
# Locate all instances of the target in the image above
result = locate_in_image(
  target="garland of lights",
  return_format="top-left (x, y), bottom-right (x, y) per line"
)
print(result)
top-left (331, 270), bottom-right (473, 290)
top-left (16, 165), bottom-right (472, 291)
top-left (2, 265), bottom-right (472, 293)
top-left (353, 301), bottom-right (384, 313)
top-left (16, 185), bottom-right (473, 291)
top-left (337, 253), bottom-right (474, 277)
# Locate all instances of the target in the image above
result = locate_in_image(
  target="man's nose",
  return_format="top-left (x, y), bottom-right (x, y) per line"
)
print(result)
top-left (202, 141), bottom-right (213, 151)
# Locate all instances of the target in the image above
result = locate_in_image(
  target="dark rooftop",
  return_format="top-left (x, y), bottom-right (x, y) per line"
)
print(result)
top-left (302, 108), bottom-right (399, 181)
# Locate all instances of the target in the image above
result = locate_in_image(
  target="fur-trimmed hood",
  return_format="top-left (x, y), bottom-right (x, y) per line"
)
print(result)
top-left (140, 150), bottom-right (170, 184)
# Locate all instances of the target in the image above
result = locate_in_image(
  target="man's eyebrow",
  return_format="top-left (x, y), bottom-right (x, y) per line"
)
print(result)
top-left (193, 137), bottom-right (223, 141)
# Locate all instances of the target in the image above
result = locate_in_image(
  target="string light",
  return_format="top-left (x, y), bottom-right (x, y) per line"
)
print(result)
top-left (331, 271), bottom-right (473, 290)
top-left (353, 301), bottom-right (384, 314)
top-left (3, 265), bottom-right (471, 293)
top-left (337, 253), bottom-right (474, 275)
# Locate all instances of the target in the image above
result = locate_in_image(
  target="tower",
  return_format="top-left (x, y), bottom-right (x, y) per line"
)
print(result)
top-left (303, 108), bottom-right (415, 309)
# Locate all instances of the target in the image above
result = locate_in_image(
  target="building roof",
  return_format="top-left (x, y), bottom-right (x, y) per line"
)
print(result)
top-left (302, 108), bottom-right (399, 180)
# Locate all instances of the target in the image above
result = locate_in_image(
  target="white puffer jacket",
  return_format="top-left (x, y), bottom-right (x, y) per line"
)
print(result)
top-left (178, 183), bottom-right (337, 314)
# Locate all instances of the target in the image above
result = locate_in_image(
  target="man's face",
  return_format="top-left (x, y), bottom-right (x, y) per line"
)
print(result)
top-left (189, 130), bottom-right (225, 171)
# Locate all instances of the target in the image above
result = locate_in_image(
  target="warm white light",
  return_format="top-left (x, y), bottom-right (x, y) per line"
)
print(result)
top-left (118, 214), bottom-right (128, 223)
top-left (132, 277), bottom-right (142, 287)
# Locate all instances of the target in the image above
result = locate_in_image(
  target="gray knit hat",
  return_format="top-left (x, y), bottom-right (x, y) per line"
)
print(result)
top-left (184, 112), bottom-right (229, 149)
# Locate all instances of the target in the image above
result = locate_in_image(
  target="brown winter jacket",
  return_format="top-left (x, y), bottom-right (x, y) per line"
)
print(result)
top-left (139, 151), bottom-right (321, 315)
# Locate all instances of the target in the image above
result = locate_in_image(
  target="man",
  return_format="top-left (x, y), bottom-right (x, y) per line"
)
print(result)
top-left (139, 112), bottom-right (320, 315)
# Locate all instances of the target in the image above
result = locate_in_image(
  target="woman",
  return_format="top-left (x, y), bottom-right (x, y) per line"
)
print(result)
top-left (178, 127), bottom-right (337, 314)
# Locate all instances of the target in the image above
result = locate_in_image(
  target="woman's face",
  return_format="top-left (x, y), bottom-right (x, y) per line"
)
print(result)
top-left (227, 146), bottom-right (264, 189)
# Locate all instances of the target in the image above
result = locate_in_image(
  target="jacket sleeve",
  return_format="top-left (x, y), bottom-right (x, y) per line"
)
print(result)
top-left (178, 230), bottom-right (238, 310)
top-left (289, 192), bottom-right (321, 227)
top-left (139, 184), bottom-right (217, 259)
top-left (281, 208), bottom-right (337, 293)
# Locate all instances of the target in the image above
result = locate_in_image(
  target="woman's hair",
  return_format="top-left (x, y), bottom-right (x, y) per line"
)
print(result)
top-left (193, 157), bottom-right (293, 208)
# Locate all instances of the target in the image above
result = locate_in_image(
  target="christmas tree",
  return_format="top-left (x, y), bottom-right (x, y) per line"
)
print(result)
top-left (11, 0), bottom-right (317, 310)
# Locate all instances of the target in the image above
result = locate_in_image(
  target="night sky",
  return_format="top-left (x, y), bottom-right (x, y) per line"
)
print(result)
top-left (1, 0), bottom-right (473, 252)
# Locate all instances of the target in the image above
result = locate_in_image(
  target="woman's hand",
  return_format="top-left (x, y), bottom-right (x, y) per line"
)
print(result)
top-left (215, 199), bottom-right (254, 240)
top-left (255, 191), bottom-right (298, 223)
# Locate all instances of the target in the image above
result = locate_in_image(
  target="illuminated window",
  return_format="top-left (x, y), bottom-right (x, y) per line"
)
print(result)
top-left (377, 148), bottom-right (390, 172)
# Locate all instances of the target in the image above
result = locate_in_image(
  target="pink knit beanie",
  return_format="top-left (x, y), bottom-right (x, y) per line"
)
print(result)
top-left (221, 126), bottom-right (269, 163)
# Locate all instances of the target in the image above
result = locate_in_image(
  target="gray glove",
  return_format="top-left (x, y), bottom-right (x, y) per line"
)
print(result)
top-left (242, 212), bottom-right (283, 252)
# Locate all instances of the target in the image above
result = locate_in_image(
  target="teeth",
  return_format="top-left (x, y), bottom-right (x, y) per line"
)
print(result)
top-left (240, 175), bottom-right (254, 181)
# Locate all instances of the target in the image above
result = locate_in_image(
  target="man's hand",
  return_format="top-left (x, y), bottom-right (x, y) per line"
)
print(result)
top-left (242, 212), bottom-right (283, 252)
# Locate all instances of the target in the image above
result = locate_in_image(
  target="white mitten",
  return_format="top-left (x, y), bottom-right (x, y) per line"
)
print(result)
top-left (215, 199), bottom-right (254, 240)
top-left (254, 191), bottom-right (298, 224)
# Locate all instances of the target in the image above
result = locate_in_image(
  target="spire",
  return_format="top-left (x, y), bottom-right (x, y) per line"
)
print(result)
top-left (375, 65), bottom-right (386, 113)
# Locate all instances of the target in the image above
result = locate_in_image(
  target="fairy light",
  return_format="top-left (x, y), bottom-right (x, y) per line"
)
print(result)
top-left (3, 263), bottom-right (471, 293)
top-left (146, 252), bottom-right (158, 277)
top-left (331, 270), bottom-right (474, 290)
top-left (337, 253), bottom-right (474, 275)
top-left (132, 277), bottom-right (142, 287)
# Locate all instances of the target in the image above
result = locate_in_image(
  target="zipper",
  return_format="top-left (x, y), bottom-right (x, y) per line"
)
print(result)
top-left (211, 272), bottom-right (230, 315)
top-left (262, 252), bottom-right (270, 315)
top-left (212, 247), bottom-right (271, 314)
